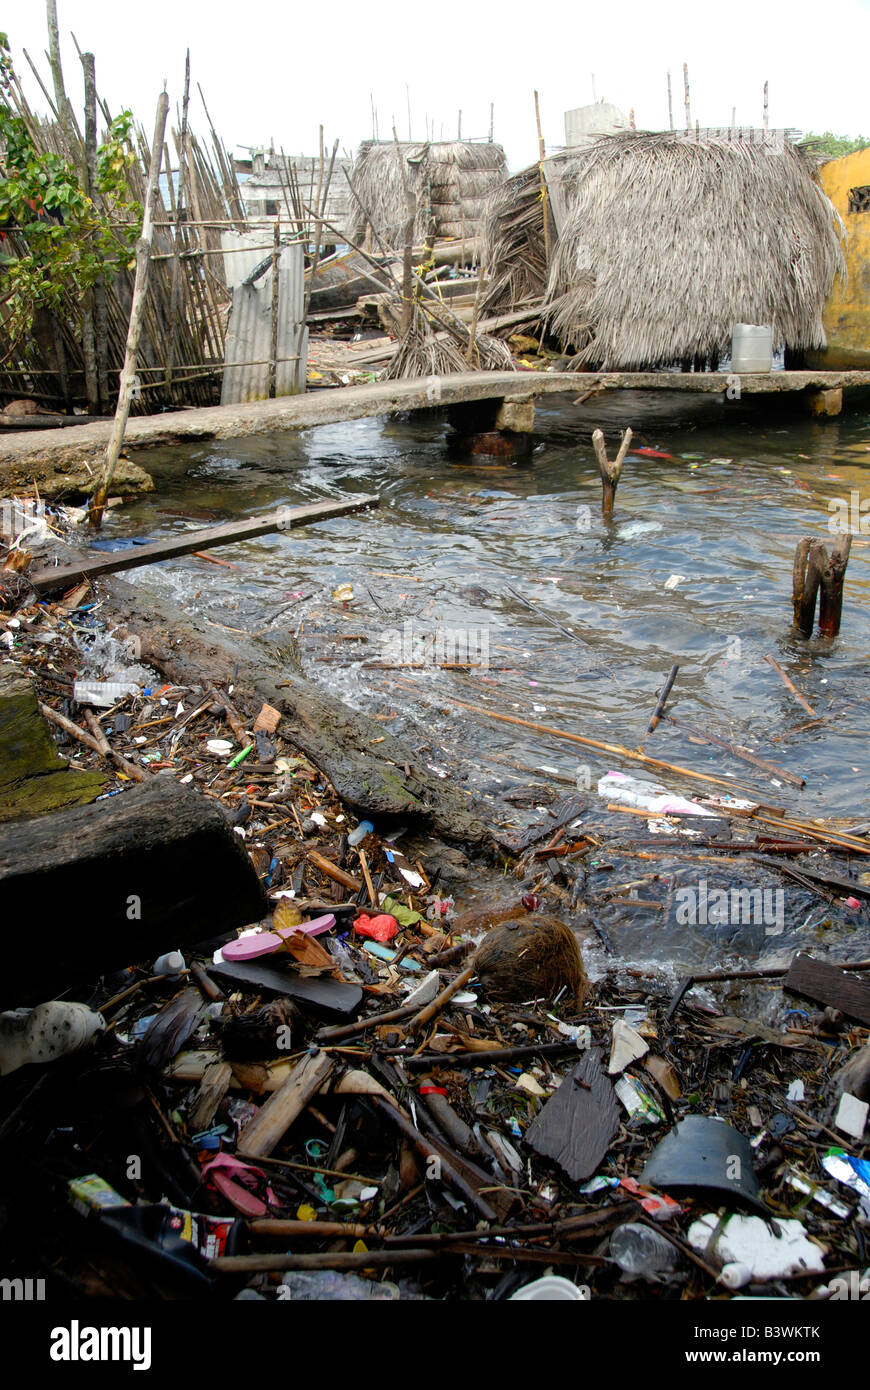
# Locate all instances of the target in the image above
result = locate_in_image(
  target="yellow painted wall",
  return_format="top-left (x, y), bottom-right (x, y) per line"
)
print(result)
top-left (807, 147), bottom-right (870, 367)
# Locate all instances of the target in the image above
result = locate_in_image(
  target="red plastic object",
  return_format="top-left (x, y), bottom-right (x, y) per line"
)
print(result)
top-left (353, 913), bottom-right (399, 942)
top-left (634, 446), bottom-right (674, 460)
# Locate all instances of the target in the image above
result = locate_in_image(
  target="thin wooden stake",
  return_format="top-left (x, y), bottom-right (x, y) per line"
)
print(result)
top-left (89, 91), bottom-right (169, 528)
top-left (534, 91), bottom-right (550, 272)
top-left (683, 62), bottom-right (691, 132)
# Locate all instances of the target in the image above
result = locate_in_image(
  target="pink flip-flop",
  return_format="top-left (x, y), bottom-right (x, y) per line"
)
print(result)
top-left (221, 914), bottom-right (336, 962)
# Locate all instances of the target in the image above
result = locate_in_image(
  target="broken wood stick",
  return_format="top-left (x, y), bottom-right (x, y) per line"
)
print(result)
top-left (408, 963), bottom-right (476, 1032)
top-left (592, 426), bottom-right (633, 518)
top-left (666, 715), bottom-right (805, 787)
top-left (764, 654), bottom-right (816, 716)
top-left (307, 850), bottom-right (362, 893)
top-left (81, 707), bottom-right (149, 782)
top-left (646, 664), bottom-right (679, 735)
top-left (210, 1248), bottom-right (436, 1275)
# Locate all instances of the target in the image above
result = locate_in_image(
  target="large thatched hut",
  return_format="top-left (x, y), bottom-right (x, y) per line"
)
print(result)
top-left (481, 131), bottom-right (846, 369)
top-left (350, 139), bottom-right (507, 248)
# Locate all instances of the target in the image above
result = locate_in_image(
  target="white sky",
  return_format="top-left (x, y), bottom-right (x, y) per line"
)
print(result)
top-left (8, 0), bottom-right (870, 171)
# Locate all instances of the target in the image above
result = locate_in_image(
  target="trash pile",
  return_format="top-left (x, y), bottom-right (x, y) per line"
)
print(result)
top-left (1, 579), bottom-right (869, 1302)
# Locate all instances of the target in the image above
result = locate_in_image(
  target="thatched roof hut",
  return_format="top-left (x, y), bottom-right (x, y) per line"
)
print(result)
top-left (481, 132), bottom-right (846, 368)
top-left (350, 140), bottom-right (507, 248)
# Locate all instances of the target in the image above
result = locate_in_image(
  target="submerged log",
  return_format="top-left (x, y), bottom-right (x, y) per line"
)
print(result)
top-left (0, 778), bottom-right (268, 1007)
top-left (99, 576), bottom-right (490, 846)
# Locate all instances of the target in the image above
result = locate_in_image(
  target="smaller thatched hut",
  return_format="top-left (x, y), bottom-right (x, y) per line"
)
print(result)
top-left (350, 140), bottom-right (507, 249)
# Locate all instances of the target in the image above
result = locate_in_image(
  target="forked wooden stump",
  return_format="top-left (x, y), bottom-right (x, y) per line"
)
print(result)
top-left (793, 531), bottom-right (851, 636)
top-left (592, 426), bottom-right (633, 518)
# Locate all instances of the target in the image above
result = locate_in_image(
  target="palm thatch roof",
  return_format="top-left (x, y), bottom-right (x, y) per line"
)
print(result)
top-left (481, 132), bottom-right (846, 368)
top-left (479, 166), bottom-right (551, 320)
top-left (350, 140), bottom-right (507, 248)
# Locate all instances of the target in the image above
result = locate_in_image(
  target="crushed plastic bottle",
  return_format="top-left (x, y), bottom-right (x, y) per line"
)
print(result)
top-left (609, 1222), bottom-right (679, 1278)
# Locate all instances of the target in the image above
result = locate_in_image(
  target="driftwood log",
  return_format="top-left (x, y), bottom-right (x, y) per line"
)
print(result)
top-left (99, 576), bottom-right (490, 846)
top-left (0, 778), bottom-right (268, 1006)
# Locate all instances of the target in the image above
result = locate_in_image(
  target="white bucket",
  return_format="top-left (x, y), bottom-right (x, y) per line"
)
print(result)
top-left (509, 1275), bottom-right (588, 1301)
top-left (731, 323), bottom-right (773, 373)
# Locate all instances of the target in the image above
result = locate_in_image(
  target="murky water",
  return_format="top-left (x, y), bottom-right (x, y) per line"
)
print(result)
top-left (102, 388), bottom-right (870, 967)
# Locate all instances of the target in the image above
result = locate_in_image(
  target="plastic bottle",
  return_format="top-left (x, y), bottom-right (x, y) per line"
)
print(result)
top-left (152, 951), bottom-right (185, 978)
top-left (347, 820), bottom-right (373, 848)
top-left (0, 1001), bottom-right (105, 1076)
top-left (609, 1222), bottom-right (679, 1278)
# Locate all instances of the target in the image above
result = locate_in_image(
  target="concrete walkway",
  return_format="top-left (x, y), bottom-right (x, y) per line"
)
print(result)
top-left (3, 368), bottom-right (869, 481)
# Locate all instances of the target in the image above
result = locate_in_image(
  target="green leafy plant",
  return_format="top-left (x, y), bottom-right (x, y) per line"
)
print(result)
top-left (802, 131), bottom-right (870, 161)
top-left (0, 32), bottom-right (142, 359)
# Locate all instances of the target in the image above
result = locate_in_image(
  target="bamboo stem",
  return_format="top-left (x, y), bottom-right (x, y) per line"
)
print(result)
top-left (89, 91), bottom-right (169, 526)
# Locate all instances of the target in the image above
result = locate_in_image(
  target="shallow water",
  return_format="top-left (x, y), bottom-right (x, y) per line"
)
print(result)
top-left (102, 388), bottom-right (870, 967)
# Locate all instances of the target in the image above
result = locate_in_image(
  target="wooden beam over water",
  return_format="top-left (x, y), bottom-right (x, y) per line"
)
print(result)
top-left (29, 494), bottom-right (379, 593)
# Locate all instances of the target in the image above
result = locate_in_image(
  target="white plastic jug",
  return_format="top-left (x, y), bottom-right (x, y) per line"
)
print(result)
top-left (731, 323), bottom-right (773, 373)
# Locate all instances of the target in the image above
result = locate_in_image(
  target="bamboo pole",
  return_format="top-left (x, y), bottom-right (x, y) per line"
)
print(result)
top-left (683, 62), bottom-right (691, 133)
top-left (88, 91), bottom-right (169, 528)
top-left (81, 52), bottom-right (109, 413)
top-left (534, 91), bottom-right (550, 272)
top-left (667, 71), bottom-right (674, 131)
top-left (440, 695), bottom-right (767, 796)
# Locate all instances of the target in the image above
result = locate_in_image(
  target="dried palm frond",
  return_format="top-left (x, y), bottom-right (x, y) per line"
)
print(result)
top-left (479, 166), bottom-right (550, 321)
top-left (383, 304), bottom-right (515, 380)
top-left (542, 131), bottom-right (846, 369)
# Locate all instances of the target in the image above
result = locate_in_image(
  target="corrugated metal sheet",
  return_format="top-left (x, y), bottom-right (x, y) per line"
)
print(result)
top-left (221, 235), bottom-right (306, 403)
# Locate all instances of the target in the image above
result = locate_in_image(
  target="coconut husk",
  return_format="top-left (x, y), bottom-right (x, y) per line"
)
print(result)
top-left (473, 914), bottom-right (588, 1005)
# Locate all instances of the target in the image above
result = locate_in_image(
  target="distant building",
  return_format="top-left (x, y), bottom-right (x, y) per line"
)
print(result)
top-left (563, 101), bottom-right (630, 148)
top-left (234, 148), bottom-right (353, 241)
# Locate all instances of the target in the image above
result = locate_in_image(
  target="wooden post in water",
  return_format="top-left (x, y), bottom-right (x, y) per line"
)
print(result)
top-left (793, 533), bottom-right (851, 636)
top-left (818, 531), bottom-right (852, 636)
top-left (89, 90), bottom-right (169, 529)
top-left (592, 426), bottom-right (633, 519)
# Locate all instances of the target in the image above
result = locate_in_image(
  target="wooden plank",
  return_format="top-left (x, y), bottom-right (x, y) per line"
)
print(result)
top-left (783, 953), bottom-right (870, 1026)
top-left (525, 1047), bottom-right (621, 1182)
top-left (30, 494), bottom-right (379, 592)
top-left (236, 1049), bottom-right (335, 1158)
